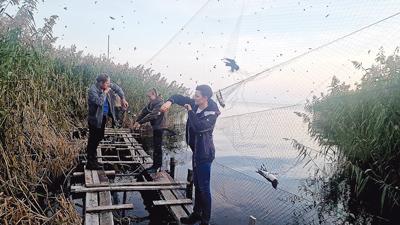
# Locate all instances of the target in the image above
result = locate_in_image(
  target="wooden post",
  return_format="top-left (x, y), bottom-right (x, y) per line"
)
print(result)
top-left (122, 191), bottom-right (127, 217)
top-left (248, 215), bottom-right (256, 225)
top-left (169, 157), bottom-right (176, 179)
top-left (186, 169), bottom-right (193, 199)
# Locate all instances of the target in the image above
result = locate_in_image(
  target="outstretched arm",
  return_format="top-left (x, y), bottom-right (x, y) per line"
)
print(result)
top-left (135, 106), bottom-right (149, 124)
top-left (168, 94), bottom-right (195, 106)
top-left (161, 94), bottom-right (194, 112)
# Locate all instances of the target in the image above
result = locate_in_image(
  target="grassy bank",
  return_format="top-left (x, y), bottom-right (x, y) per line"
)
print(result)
top-left (302, 48), bottom-right (400, 224)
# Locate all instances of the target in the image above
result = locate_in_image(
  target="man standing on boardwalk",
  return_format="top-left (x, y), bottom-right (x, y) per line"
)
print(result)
top-left (86, 74), bottom-right (129, 170)
top-left (161, 85), bottom-right (220, 225)
top-left (133, 88), bottom-right (166, 173)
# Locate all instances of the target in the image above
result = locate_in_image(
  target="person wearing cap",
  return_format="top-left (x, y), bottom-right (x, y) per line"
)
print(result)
top-left (160, 85), bottom-right (220, 225)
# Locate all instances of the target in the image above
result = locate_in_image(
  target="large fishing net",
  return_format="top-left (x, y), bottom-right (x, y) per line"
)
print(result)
top-left (144, 0), bottom-right (400, 223)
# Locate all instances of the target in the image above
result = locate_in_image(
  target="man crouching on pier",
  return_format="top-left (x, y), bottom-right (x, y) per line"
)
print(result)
top-left (161, 85), bottom-right (220, 225)
top-left (86, 74), bottom-right (129, 170)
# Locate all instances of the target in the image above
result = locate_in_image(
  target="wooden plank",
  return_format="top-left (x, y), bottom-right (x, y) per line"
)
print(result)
top-left (96, 148), bottom-right (103, 164)
top-left (99, 160), bottom-right (141, 164)
top-left (121, 134), bottom-right (153, 167)
top-left (82, 160), bottom-right (141, 164)
top-left (99, 192), bottom-right (114, 225)
top-left (161, 172), bottom-right (194, 214)
top-left (136, 149), bottom-right (153, 165)
top-left (151, 172), bottom-right (190, 222)
top-left (98, 144), bottom-right (140, 148)
top-left (125, 155), bottom-right (151, 159)
top-left (86, 181), bottom-right (189, 188)
top-left (153, 199), bottom-right (193, 206)
top-left (71, 185), bottom-right (187, 193)
top-left (86, 204), bottom-right (134, 213)
top-left (85, 192), bottom-right (99, 225)
top-left (85, 170), bottom-right (99, 225)
top-left (97, 170), bottom-right (110, 184)
top-left (93, 171), bottom-right (114, 225)
top-left (97, 155), bottom-right (120, 159)
top-left (100, 141), bottom-right (136, 145)
top-left (84, 169), bottom-right (94, 187)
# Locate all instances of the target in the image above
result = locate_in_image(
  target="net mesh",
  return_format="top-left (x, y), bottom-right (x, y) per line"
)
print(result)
top-left (145, 0), bottom-right (400, 223)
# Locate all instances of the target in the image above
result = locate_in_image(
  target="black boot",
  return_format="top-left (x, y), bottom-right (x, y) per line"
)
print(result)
top-left (86, 160), bottom-right (103, 170)
top-left (180, 213), bottom-right (201, 224)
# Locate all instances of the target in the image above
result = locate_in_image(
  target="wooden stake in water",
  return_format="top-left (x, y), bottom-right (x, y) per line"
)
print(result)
top-left (169, 157), bottom-right (176, 179)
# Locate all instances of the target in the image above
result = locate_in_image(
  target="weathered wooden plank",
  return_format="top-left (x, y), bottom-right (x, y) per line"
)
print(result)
top-left (96, 148), bottom-right (103, 164)
top-left (85, 192), bottom-right (99, 225)
top-left (86, 204), bottom-right (133, 213)
top-left (151, 172), bottom-right (190, 223)
top-left (84, 169), bottom-right (94, 187)
top-left (125, 155), bottom-right (151, 159)
top-left (100, 141), bottom-right (136, 145)
top-left (82, 160), bottom-right (141, 164)
top-left (153, 199), bottom-right (193, 206)
top-left (136, 149), bottom-right (153, 165)
top-left (72, 185), bottom-right (187, 193)
top-left (93, 171), bottom-right (114, 225)
top-left (98, 143), bottom-right (137, 147)
top-left (97, 170), bottom-right (109, 184)
top-left (98, 192), bottom-right (114, 225)
top-left (99, 160), bottom-right (141, 164)
top-left (86, 181), bottom-right (189, 188)
top-left (160, 171), bottom-right (194, 214)
top-left (84, 170), bottom-right (99, 225)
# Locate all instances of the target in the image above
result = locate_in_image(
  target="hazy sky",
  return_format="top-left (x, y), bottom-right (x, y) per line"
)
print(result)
top-left (30, 0), bottom-right (400, 107)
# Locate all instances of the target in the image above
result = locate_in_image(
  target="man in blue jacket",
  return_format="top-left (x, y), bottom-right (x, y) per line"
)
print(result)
top-left (161, 85), bottom-right (220, 225)
top-left (87, 74), bottom-right (128, 170)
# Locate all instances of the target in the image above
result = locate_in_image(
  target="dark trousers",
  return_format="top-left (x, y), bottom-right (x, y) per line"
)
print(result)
top-left (112, 107), bottom-right (124, 127)
top-left (152, 129), bottom-right (163, 167)
top-left (193, 162), bottom-right (212, 223)
top-left (86, 116), bottom-right (107, 162)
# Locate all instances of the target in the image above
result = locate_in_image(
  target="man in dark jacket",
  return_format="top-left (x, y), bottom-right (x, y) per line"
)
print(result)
top-left (161, 85), bottom-right (220, 225)
top-left (134, 88), bottom-right (165, 173)
top-left (87, 74), bottom-right (128, 170)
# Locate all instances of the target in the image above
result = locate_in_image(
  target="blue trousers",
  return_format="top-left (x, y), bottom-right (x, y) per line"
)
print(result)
top-left (193, 162), bottom-right (212, 223)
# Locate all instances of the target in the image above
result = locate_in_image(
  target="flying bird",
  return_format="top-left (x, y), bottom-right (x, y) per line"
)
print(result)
top-left (222, 58), bottom-right (239, 72)
top-left (109, 16), bottom-right (115, 20)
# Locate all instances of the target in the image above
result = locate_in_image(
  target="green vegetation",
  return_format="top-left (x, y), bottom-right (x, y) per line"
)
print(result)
top-left (0, 1), bottom-right (187, 223)
top-left (303, 47), bottom-right (400, 223)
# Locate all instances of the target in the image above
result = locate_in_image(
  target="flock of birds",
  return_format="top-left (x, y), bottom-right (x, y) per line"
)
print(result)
top-left (58, 0), bottom-right (335, 74)
top-left (55, 1), bottom-right (368, 103)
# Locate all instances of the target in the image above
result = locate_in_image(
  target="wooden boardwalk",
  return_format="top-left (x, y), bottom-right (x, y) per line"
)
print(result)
top-left (71, 128), bottom-right (193, 225)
